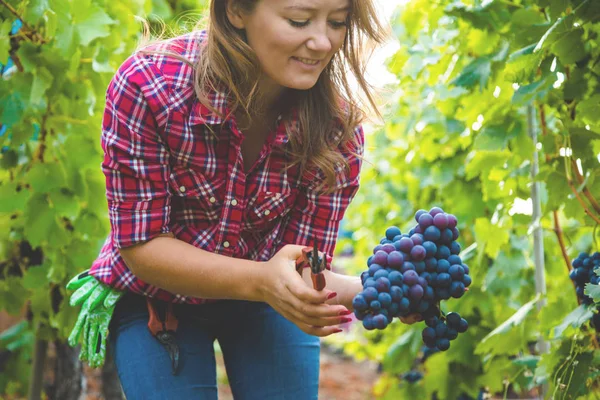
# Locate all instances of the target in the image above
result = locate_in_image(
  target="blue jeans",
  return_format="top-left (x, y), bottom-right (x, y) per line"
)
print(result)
top-left (109, 293), bottom-right (321, 399)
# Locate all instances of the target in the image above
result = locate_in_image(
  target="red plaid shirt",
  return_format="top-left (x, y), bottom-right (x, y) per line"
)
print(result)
top-left (89, 31), bottom-right (364, 304)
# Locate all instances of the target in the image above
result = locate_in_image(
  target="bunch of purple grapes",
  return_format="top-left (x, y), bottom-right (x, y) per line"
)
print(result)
top-left (353, 207), bottom-right (472, 351)
top-left (569, 252), bottom-right (600, 305)
top-left (421, 312), bottom-right (468, 351)
top-left (569, 252), bottom-right (600, 330)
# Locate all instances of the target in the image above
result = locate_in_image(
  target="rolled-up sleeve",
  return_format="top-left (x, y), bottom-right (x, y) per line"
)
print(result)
top-left (101, 54), bottom-right (172, 248)
top-left (279, 124), bottom-right (365, 267)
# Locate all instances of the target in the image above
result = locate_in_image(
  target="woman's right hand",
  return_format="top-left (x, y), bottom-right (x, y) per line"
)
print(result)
top-left (259, 244), bottom-right (352, 337)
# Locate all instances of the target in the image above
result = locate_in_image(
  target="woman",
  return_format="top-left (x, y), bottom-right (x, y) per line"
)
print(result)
top-left (83, 0), bottom-right (388, 398)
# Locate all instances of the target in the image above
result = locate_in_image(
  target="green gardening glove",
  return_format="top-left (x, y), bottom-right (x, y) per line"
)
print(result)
top-left (66, 270), bottom-right (124, 368)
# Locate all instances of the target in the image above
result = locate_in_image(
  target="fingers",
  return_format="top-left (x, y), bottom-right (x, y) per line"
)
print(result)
top-left (66, 271), bottom-right (92, 291)
top-left (299, 324), bottom-right (344, 337)
top-left (70, 279), bottom-right (100, 306)
top-left (287, 279), bottom-right (335, 305)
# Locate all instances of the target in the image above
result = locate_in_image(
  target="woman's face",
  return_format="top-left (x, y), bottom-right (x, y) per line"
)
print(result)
top-left (228, 0), bottom-right (350, 93)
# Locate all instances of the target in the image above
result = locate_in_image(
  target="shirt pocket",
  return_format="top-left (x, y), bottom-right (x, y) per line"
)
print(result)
top-left (168, 167), bottom-right (225, 224)
top-left (243, 189), bottom-right (295, 233)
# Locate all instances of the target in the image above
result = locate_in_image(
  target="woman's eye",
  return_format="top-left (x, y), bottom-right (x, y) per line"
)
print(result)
top-left (288, 19), bottom-right (310, 28)
top-left (329, 20), bottom-right (348, 29)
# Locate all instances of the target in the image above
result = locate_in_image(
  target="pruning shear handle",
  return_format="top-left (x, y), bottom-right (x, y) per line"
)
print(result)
top-left (295, 241), bottom-right (327, 291)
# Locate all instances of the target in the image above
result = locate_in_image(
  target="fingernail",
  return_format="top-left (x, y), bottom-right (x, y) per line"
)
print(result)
top-left (326, 292), bottom-right (337, 300)
top-left (333, 328), bottom-right (343, 333)
top-left (340, 317), bottom-right (352, 323)
top-left (338, 310), bottom-right (352, 316)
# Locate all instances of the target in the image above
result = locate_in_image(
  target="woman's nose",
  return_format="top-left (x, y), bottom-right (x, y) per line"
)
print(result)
top-left (306, 26), bottom-right (333, 53)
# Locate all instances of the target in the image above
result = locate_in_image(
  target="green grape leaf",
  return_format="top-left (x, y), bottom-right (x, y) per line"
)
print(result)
top-left (552, 304), bottom-right (594, 338)
top-left (551, 28), bottom-right (587, 65)
top-left (475, 295), bottom-right (540, 355)
top-left (451, 57), bottom-right (492, 91)
top-left (26, 162), bottom-right (67, 193)
top-left (25, 0), bottom-right (51, 25)
top-left (74, 3), bottom-right (115, 46)
top-left (24, 193), bottom-right (58, 248)
top-left (22, 265), bottom-right (50, 290)
top-left (31, 67), bottom-right (54, 107)
top-left (584, 283), bottom-right (600, 303)
top-left (0, 182), bottom-right (30, 213)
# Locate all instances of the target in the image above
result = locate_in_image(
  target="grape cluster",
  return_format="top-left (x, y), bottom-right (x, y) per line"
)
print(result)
top-left (569, 252), bottom-right (600, 331)
top-left (353, 207), bottom-right (472, 351)
top-left (421, 312), bottom-right (468, 351)
top-left (569, 252), bottom-right (600, 305)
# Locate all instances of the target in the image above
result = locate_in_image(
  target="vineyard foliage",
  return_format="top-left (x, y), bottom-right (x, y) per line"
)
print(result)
top-left (336, 0), bottom-right (600, 398)
top-left (0, 0), bottom-right (599, 398)
top-left (0, 0), bottom-right (207, 394)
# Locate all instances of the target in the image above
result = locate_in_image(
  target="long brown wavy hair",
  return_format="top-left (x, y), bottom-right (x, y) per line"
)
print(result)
top-left (139, 0), bottom-right (387, 192)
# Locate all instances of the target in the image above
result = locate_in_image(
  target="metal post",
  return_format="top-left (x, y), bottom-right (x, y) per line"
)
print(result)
top-left (527, 104), bottom-right (549, 398)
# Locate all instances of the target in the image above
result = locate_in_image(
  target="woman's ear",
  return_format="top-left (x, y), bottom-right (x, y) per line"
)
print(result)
top-left (226, 0), bottom-right (246, 29)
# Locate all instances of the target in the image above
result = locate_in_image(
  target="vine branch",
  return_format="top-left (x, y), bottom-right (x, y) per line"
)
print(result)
top-left (570, 159), bottom-right (600, 214)
top-left (567, 180), bottom-right (600, 224)
top-left (552, 210), bottom-right (580, 305)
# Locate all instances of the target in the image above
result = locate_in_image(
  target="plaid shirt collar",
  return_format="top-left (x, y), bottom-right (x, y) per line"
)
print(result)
top-left (189, 88), bottom-right (294, 147)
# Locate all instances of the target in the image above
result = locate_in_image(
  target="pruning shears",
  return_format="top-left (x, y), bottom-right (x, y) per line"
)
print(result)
top-left (295, 240), bottom-right (327, 291)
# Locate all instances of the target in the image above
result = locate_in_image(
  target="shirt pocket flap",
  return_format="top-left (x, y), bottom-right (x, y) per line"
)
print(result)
top-left (169, 168), bottom-right (223, 206)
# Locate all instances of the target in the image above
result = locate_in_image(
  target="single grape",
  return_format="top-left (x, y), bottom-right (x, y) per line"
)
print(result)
top-left (386, 226), bottom-right (402, 241)
top-left (403, 270), bottom-right (419, 286)
top-left (440, 228), bottom-right (453, 244)
top-left (364, 278), bottom-right (376, 289)
top-left (375, 277), bottom-right (391, 293)
top-left (368, 263), bottom-right (384, 276)
top-left (450, 241), bottom-right (461, 255)
top-left (382, 243), bottom-right (396, 254)
top-left (450, 281), bottom-right (465, 298)
top-left (436, 245), bottom-right (451, 259)
top-left (422, 327), bottom-right (436, 343)
top-left (429, 207), bottom-right (444, 217)
top-left (462, 274), bottom-right (472, 287)
top-left (452, 227), bottom-right (460, 240)
top-left (423, 226), bottom-right (441, 242)
top-left (373, 244), bottom-right (383, 254)
top-left (400, 262), bottom-right (416, 273)
top-left (457, 318), bottom-right (469, 333)
top-left (449, 264), bottom-right (465, 280)
top-left (373, 269), bottom-right (389, 280)
top-left (373, 250), bottom-right (388, 265)
top-left (378, 292), bottom-right (392, 308)
top-left (437, 273), bottom-right (451, 287)
top-left (398, 237), bottom-right (414, 253)
top-left (436, 338), bottom-right (450, 351)
top-left (446, 328), bottom-right (458, 340)
top-left (352, 294), bottom-right (368, 311)
top-left (390, 285), bottom-right (404, 301)
top-left (435, 322), bottom-right (448, 337)
top-left (367, 255), bottom-right (374, 266)
top-left (425, 258), bottom-right (438, 272)
top-left (445, 312), bottom-right (461, 328)
top-left (433, 213), bottom-right (449, 229)
top-left (411, 245), bottom-right (426, 261)
top-left (398, 297), bottom-right (410, 312)
top-left (415, 209), bottom-right (428, 222)
top-left (437, 259), bottom-right (450, 273)
top-left (363, 315), bottom-right (375, 330)
top-left (388, 251), bottom-right (404, 269)
top-left (418, 213), bottom-right (434, 228)
top-left (414, 261), bottom-right (426, 274)
top-left (423, 241), bottom-right (438, 258)
top-left (370, 300), bottom-right (382, 311)
top-left (410, 234), bottom-right (424, 246)
top-left (447, 214), bottom-right (458, 229)
top-left (409, 284), bottom-right (424, 300)
top-left (389, 271), bottom-right (404, 286)
top-left (362, 287), bottom-right (378, 302)
top-left (448, 255), bottom-right (462, 265)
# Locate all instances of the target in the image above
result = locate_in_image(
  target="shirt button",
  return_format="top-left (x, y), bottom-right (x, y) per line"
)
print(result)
top-left (223, 241), bottom-right (230, 248)
top-left (179, 186), bottom-right (186, 193)
top-left (264, 210), bottom-right (271, 216)
top-left (209, 197), bottom-right (216, 203)
top-left (231, 199), bottom-right (238, 206)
